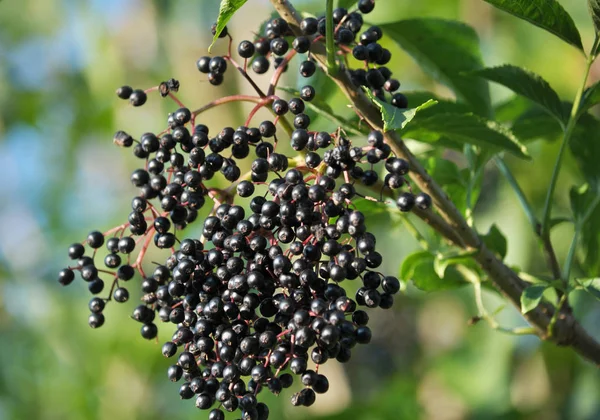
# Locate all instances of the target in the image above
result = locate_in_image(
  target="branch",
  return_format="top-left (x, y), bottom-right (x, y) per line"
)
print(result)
top-left (269, 0), bottom-right (600, 365)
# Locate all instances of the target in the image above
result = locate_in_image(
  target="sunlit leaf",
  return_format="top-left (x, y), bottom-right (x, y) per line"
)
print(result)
top-left (483, 0), bottom-right (584, 51)
top-left (520, 285), bottom-right (547, 313)
top-left (364, 88), bottom-right (437, 132)
top-left (209, 0), bottom-right (247, 51)
top-left (471, 65), bottom-right (566, 124)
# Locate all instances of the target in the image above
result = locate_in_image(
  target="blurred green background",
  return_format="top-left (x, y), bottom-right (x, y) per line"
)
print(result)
top-left (0, 0), bottom-right (599, 419)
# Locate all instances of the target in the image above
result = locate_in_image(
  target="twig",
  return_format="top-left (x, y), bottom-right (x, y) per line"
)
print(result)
top-left (270, 0), bottom-right (600, 365)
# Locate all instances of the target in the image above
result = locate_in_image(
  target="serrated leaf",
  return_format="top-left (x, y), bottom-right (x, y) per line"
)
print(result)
top-left (520, 285), bottom-right (547, 313)
top-left (589, 0), bottom-right (600, 35)
top-left (580, 81), bottom-right (600, 115)
top-left (278, 86), bottom-right (365, 135)
top-left (209, 0), bottom-right (247, 52)
top-left (483, 0), bottom-right (584, 52)
top-left (481, 224), bottom-right (508, 259)
top-left (364, 89), bottom-right (437, 132)
top-left (401, 113), bottom-right (530, 158)
top-left (471, 65), bottom-right (565, 124)
top-left (381, 19), bottom-right (491, 115)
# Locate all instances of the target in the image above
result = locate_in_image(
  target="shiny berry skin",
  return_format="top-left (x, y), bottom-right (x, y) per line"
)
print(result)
top-left (254, 38), bottom-right (270, 55)
top-left (358, 0), bottom-right (375, 13)
top-left (197, 56), bottom-right (211, 73)
top-left (237, 180), bottom-right (255, 197)
top-left (272, 99), bottom-right (289, 115)
top-left (87, 231), bottom-right (104, 248)
top-left (384, 78), bottom-right (400, 92)
top-left (300, 85), bottom-right (315, 101)
top-left (209, 57), bottom-right (227, 74)
top-left (415, 192), bottom-right (433, 210)
top-left (129, 89), bottom-right (147, 107)
top-left (68, 243), bottom-right (85, 259)
top-left (113, 287), bottom-right (129, 303)
top-left (141, 323), bottom-right (158, 339)
top-left (88, 312), bottom-right (105, 328)
top-left (300, 17), bottom-right (318, 35)
top-left (391, 93), bottom-right (409, 108)
top-left (251, 56), bottom-right (270, 74)
top-left (116, 85), bottom-right (133, 99)
top-left (270, 37), bottom-right (289, 56)
top-left (396, 192), bottom-right (416, 212)
top-left (299, 60), bottom-right (316, 78)
top-left (385, 157), bottom-right (409, 175)
top-left (238, 40), bottom-right (255, 58)
top-left (292, 36), bottom-right (310, 53)
top-left (58, 268), bottom-right (75, 286)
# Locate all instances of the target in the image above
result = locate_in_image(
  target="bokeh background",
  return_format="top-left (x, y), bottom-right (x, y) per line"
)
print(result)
top-left (1, 0), bottom-right (599, 419)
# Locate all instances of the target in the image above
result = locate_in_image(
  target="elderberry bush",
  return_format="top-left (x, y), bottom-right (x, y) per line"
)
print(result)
top-left (59, 1), bottom-right (431, 418)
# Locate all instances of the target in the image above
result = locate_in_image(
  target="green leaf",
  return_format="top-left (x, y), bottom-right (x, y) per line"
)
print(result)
top-left (433, 251), bottom-right (479, 278)
top-left (520, 285), bottom-right (547, 313)
top-left (403, 91), bottom-right (473, 117)
top-left (578, 278), bottom-right (600, 301)
top-left (412, 258), bottom-right (469, 292)
top-left (400, 251), bottom-right (469, 292)
top-left (381, 19), bottom-right (491, 115)
top-left (494, 95), bottom-right (532, 122)
top-left (401, 113), bottom-right (530, 158)
top-left (364, 89), bottom-right (437, 132)
top-left (481, 224), bottom-right (508, 259)
top-left (278, 86), bottom-right (365, 135)
top-left (511, 106), bottom-right (563, 142)
top-left (470, 65), bottom-right (565, 124)
top-left (483, 0), bottom-right (584, 52)
top-left (579, 81), bottom-right (600, 115)
top-left (570, 113), bottom-right (600, 189)
top-left (337, 0), bottom-right (357, 8)
top-left (399, 251), bottom-right (432, 281)
top-left (209, 0), bottom-right (247, 52)
top-left (422, 157), bottom-right (475, 215)
top-left (422, 157), bottom-right (463, 186)
top-left (569, 183), bottom-right (600, 277)
top-left (588, 0), bottom-right (600, 35)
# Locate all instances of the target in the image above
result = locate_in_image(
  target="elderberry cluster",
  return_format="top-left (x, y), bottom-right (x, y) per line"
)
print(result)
top-left (58, 1), bottom-right (432, 418)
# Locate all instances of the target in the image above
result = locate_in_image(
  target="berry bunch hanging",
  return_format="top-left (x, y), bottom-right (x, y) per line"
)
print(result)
top-left (58, 1), bottom-right (432, 418)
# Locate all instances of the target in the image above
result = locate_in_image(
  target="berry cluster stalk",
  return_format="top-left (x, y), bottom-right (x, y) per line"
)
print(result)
top-left (269, 0), bottom-right (600, 365)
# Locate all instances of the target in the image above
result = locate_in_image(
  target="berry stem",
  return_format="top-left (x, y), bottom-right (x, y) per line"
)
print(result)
top-left (494, 156), bottom-right (562, 281)
top-left (540, 36), bottom-right (599, 240)
top-left (268, 49), bottom-right (298, 96)
top-left (224, 56), bottom-right (268, 98)
top-left (270, 0), bottom-right (600, 364)
top-left (325, 0), bottom-right (337, 75)
top-left (192, 95), bottom-right (265, 117)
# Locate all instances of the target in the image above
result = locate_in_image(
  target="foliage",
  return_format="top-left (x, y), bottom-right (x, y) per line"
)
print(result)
top-left (1, 0), bottom-right (600, 419)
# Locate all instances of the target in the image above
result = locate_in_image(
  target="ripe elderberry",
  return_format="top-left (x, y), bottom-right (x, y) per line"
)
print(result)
top-left (57, 1), bottom-right (438, 417)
